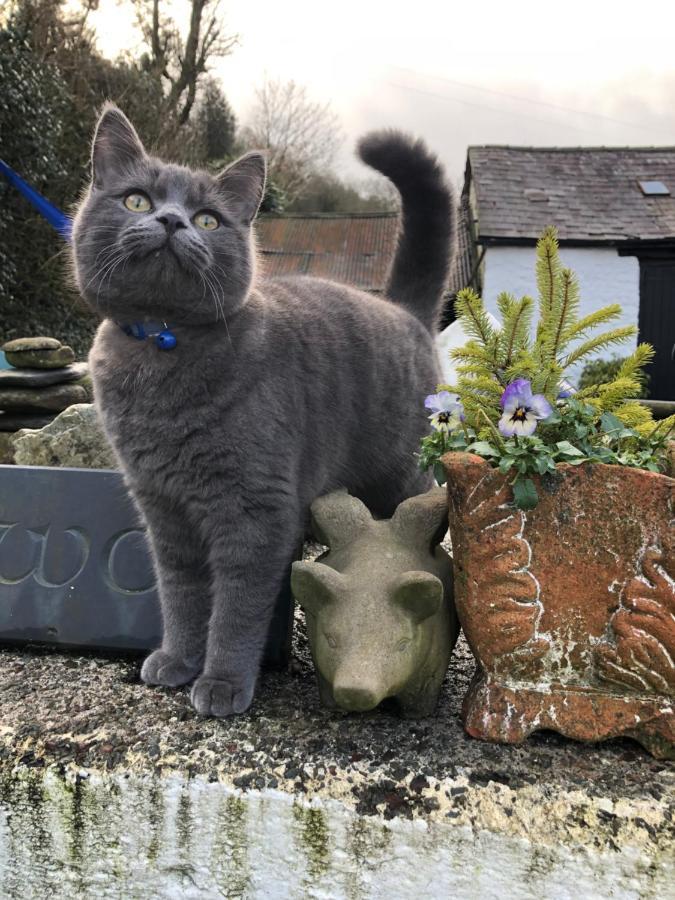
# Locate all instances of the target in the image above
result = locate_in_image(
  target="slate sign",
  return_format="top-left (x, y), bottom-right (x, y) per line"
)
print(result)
top-left (0, 465), bottom-right (161, 651)
top-left (0, 465), bottom-right (293, 662)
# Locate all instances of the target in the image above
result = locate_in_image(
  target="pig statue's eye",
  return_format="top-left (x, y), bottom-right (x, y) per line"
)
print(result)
top-left (397, 638), bottom-right (411, 652)
top-left (324, 633), bottom-right (337, 649)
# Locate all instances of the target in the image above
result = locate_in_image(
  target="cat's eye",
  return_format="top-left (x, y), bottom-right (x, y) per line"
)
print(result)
top-left (124, 193), bottom-right (152, 213)
top-left (397, 638), bottom-right (411, 652)
top-left (193, 211), bottom-right (219, 231)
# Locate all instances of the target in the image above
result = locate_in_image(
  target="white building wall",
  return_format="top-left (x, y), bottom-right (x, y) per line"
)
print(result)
top-left (481, 246), bottom-right (640, 383)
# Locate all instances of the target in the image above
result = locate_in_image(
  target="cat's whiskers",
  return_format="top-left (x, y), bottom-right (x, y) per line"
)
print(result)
top-left (193, 271), bottom-right (211, 319)
top-left (95, 249), bottom-right (126, 287)
top-left (201, 269), bottom-right (233, 348)
top-left (94, 250), bottom-right (132, 307)
top-left (92, 241), bottom-right (122, 269)
top-left (210, 272), bottom-right (228, 321)
top-left (82, 242), bottom-right (120, 292)
top-left (210, 262), bottom-right (237, 287)
top-left (203, 269), bottom-right (225, 322)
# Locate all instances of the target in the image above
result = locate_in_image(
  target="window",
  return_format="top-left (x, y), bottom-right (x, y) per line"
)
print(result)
top-left (637, 180), bottom-right (670, 196)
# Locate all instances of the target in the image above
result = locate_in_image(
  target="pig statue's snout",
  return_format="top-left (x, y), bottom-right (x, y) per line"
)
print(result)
top-left (332, 681), bottom-right (383, 712)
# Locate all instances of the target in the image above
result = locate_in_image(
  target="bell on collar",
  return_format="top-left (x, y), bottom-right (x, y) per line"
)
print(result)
top-left (155, 329), bottom-right (177, 350)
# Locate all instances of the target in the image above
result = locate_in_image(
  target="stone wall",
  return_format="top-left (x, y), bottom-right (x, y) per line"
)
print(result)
top-left (2, 768), bottom-right (672, 899)
top-left (0, 640), bottom-right (672, 899)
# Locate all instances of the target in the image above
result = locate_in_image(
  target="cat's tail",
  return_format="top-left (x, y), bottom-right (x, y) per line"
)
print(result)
top-left (357, 130), bottom-right (454, 332)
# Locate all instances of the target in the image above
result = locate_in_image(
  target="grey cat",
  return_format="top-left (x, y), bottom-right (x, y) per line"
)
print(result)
top-left (71, 103), bottom-right (454, 717)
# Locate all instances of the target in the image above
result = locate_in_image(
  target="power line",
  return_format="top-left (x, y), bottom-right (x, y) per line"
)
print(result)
top-left (387, 81), bottom-right (609, 136)
top-left (388, 65), bottom-right (675, 137)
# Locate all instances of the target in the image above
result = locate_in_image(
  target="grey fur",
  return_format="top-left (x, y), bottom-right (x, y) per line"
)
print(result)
top-left (71, 104), bottom-right (455, 717)
top-left (357, 130), bottom-right (454, 331)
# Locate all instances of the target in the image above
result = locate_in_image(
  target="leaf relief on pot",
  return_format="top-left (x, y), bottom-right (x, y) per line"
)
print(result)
top-left (594, 539), bottom-right (675, 697)
top-left (451, 471), bottom-right (552, 682)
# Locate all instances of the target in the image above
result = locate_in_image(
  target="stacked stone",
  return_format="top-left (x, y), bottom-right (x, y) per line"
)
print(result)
top-left (0, 337), bottom-right (92, 463)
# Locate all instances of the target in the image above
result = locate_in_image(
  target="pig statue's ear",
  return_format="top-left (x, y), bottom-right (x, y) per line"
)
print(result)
top-left (392, 571), bottom-right (443, 623)
top-left (291, 561), bottom-right (346, 618)
top-left (390, 488), bottom-right (448, 550)
top-left (309, 490), bottom-right (373, 550)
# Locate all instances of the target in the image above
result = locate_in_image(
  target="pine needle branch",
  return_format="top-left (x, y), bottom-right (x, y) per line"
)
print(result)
top-left (563, 305), bottom-right (622, 343)
top-left (617, 343), bottom-right (655, 381)
top-left (548, 268), bottom-right (579, 362)
top-left (563, 326), bottom-right (637, 369)
top-left (536, 226), bottom-right (560, 317)
top-left (497, 293), bottom-right (533, 369)
top-left (454, 289), bottom-right (496, 349)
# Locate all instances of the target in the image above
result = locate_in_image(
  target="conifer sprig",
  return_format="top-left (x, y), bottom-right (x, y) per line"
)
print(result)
top-left (450, 226), bottom-right (641, 420)
top-left (420, 226), bottom-right (672, 509)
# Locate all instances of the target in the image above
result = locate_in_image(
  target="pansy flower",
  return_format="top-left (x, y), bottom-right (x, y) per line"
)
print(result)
top-left (498, 379), bottom-right (552, 437)
top-left (425, 391), bottom-right (464, 433)
top-left (557, 379), bottom-right (576, 400)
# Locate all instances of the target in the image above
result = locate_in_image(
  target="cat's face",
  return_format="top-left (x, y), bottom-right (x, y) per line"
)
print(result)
top-left (72, 104), bottom-right (266, 325)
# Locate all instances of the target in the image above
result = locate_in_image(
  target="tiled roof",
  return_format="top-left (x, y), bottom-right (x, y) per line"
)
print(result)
top-left (255, 213), bottom-right (399, 291)
top-left (468, 146), bottom-right (675, 242)
top-left (447, 190), bottom-right (477, 298)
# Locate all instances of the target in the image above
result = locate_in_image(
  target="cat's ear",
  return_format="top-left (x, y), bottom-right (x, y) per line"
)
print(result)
top-left (215, 152), bottom-right (267, 226)
top-left (91, 103), bottom-right (147, 187)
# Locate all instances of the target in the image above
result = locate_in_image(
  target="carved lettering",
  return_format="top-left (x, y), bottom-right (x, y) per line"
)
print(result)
top-left (102, 529), bottom-right (156, 596)
top-left (0, 524), bottom-right (42, 585)
top-left (0, 522), bottom-right (155, 596)
top-left (0, 523), bottom-right (89, 587)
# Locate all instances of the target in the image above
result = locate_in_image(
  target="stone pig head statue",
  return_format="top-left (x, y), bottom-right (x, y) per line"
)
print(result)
top-left (292, 488), bottom-right (458, 717)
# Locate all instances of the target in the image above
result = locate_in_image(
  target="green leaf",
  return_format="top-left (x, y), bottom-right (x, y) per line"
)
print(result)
top-left (508, 443), bottom-right (528, 456)
top-left (433, 462), bottom-right (446, 485)
top-left (467, 441), bottom-right (499, 457)
top-left (512, 477), bottom-right (539, 510)
top-left (499, 456), bottom-right (516, 474)
top-left (600, 412), bottom-right (625, 434)
top-left (555, 441), bottom-right (585, 456)
top-left (448, 433), bottom-right (468, 450)
top-left (542, 408), bottom-right (562, 424)
top-left (534, 455), bottom-right (551, 474)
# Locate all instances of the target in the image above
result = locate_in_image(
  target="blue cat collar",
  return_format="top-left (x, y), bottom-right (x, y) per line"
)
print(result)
top-left (118, 322), bottom-right (177, 350)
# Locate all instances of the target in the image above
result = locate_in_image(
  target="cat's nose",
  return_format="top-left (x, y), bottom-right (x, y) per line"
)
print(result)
top-left (156, 212), bottom-right (187, 235)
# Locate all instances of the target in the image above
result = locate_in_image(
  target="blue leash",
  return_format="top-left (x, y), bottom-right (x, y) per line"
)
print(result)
top-left (0, 159), bottom-right (73, 240)
top-left (1, 160), bottom-right (177, 350)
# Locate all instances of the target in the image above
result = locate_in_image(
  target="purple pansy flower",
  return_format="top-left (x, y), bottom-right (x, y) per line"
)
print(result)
top-left (557, 379), bottom-right (576, 400)
top-left (498, 378), bottom-right (552, 438)
top-left (425, 391), bottom-right (464, 433)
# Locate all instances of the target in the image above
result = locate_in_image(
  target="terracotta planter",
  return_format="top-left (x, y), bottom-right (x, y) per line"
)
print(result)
top-left (443, 452), bottom-right (675, 759)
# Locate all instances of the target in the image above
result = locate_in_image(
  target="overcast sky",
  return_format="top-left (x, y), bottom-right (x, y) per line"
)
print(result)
top-left (91, 0), bottom-right (675, 186)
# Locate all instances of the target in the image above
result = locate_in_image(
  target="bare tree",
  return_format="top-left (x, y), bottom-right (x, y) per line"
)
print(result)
top-left (134, 0), bottom-right (238, 127)
top-left (6, 0), bottom-right (99, 68)
top-left (241, 78), bottom-right (342, 203)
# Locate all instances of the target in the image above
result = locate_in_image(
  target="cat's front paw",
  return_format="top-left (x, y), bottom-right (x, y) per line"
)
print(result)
top-left (190, 675), bottom-right (255, 717)
top-left (141, 649), bottom-right (202, 687)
